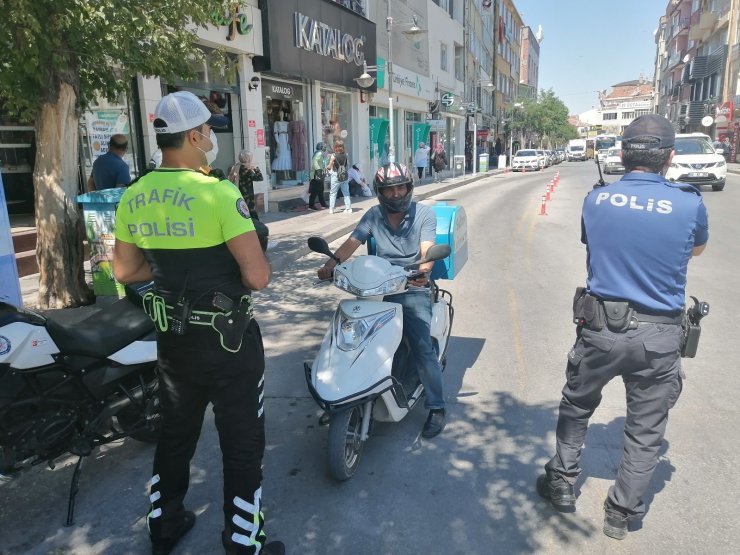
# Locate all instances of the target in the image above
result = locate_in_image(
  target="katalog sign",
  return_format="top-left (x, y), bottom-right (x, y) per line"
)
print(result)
top-left (258, 0), bottom-right (377, 91)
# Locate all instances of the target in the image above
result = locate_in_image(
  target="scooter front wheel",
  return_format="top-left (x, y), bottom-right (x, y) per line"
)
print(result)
top-left (327, 406), bottom-right (365, 481)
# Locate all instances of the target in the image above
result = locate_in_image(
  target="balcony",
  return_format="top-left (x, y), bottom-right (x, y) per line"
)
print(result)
top-left (670, 16), bottom-right (690, 38)
top-left (684, 100), bottom-right (708, 124)
top-left (697, 11), bottom-right (717, 30)
top-left (668, 49), bottom-right (685, 68)
top-left (689, 56), bottom-right (708, 79)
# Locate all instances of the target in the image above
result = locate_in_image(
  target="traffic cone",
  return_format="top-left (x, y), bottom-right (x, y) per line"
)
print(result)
top-left (539, 195), bottom-right (547, 216)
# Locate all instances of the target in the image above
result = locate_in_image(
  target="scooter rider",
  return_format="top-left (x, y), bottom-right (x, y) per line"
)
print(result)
top-left (112, 91), bottom-right (283, 555)
top-left (537, 114), bottom-right (709, 539)
top-left (317, 162), bottom-right (446, 438)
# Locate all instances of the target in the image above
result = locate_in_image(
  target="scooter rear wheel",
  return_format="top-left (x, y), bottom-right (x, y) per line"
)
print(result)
top-left (327, 406), bottom-right (365, 481)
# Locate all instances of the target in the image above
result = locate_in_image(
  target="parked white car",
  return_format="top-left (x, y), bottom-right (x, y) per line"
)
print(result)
top-left (603, 147), bottom-right (625, 174)
top-left (511, 149), bottom-right (540, 172)
top-left (665, 133), bottom-right (726, 191)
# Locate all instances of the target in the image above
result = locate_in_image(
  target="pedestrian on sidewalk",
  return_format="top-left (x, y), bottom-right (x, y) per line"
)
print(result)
top-left (348, 164), bottom-right (373, 197)
top-left (430, 143), bottom-right (447, 182)
top-left (327, 140), bottom-right (351, 214)
top-left (228, 150), bottom-right (263, 212)
top-left (112, 90), bottom-right (283, 555)
top-left (536, 115), bottom-right (709, 541)
top-left (87, 134), bottom-right (131, 191)
top-left (414, 141), bottom-right (430, 180)
top-left (308, 143), bottom-right (328, 210)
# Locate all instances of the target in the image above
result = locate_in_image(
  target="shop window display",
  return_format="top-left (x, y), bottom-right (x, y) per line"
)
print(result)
top-left (262, 84), bottom-right (309, 188)
top-left (321, 91), bottom-right (350, 151)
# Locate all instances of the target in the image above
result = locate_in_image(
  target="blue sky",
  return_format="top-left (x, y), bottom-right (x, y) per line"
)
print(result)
top-left (514, 0), bottom-right (668, 115)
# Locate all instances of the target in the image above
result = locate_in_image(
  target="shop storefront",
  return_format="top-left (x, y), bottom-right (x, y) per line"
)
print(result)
top-left (257, 0), bottom-right (376, 187)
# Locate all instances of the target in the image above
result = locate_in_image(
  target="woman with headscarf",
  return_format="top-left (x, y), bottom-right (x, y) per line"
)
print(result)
top-left (430, 143), bottom-right (448, 182)
top-left (308, 143), bottom-right (328, 210)
top-left (228, 150), bottom-right (263, 210)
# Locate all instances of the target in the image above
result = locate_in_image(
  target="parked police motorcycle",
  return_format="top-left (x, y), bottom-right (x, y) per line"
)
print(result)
top-left (0, 288), bottom-right (159, 525)
top-left (305, 236), bottom-right (453, 481)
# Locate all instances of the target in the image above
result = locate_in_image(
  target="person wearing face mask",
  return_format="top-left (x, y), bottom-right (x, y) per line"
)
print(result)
top-left (112, 91), bottom-right (284, 555)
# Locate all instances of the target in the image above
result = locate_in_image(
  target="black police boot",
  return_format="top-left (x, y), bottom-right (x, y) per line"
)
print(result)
top-left (603, 500), bottom-right (629, 540)
top-left (222, 530), bottom-right (285, 554)
top-left (421, 409), bottom-right (446, 438)
top-left (536, 471), bottom-right (576, 512)
top-left (150, 510), bottom-right (196, 555)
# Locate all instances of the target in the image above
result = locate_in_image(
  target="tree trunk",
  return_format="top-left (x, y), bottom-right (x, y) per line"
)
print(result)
top-left (33, 82), bottom-right (93, 308)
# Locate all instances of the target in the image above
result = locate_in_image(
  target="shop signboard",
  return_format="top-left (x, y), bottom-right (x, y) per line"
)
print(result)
top-left (258, 0), bottom-right (377, 91)
top-left (0, 172), bottom-right (22, 307)
top-left (84, 110), bottom-right (130, 162)
top-left (413, 123), bottom-right (431, 150)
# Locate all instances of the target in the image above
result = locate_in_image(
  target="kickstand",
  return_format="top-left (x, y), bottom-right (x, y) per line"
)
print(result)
top-left (65, 455), bottom-right (84, 527)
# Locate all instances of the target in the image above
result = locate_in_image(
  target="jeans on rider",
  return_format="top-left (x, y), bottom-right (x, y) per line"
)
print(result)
top-left (384, 288), bottom-right (445, 410)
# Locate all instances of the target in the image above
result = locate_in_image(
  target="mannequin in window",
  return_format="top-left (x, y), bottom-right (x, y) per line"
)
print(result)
top-left (288, 111), bottom-right (307, 173)
top-left (271, 110), bottom-right (292, 177)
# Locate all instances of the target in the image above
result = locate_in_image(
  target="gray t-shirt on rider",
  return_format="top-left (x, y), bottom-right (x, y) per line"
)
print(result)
top-left (351, 202), bottom-right (437, 268)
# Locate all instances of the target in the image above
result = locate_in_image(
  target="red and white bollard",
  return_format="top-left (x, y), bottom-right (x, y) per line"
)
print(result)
top-left (539, 195), bottom-right (547, 216)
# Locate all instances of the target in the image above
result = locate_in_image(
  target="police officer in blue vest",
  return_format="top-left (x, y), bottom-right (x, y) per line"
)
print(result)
top-left (536, 115), bottom-right (709, 539)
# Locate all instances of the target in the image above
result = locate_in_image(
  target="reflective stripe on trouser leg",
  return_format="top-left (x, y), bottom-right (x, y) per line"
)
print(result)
top-left (146, 474), bottom-right (163, 534)
top-left (230, 488), bottom-right (267, 553)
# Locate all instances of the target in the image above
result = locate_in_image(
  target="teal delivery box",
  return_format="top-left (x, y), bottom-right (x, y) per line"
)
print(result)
top-left (430, 203), bottom-right (467, 280)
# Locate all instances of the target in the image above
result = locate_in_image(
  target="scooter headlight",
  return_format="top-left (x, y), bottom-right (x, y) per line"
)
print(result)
top-left (334, 308), bottom-right (396, 351)
top-left (333, 268), bottom-right (406, 297)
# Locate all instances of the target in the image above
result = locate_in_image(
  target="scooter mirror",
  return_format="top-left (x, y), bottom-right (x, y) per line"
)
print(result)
top-left (308, 236), bottom-right (338, 261)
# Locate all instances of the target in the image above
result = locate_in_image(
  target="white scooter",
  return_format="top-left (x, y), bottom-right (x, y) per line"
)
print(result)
top-left (305, 237), bottom-right (454, 481)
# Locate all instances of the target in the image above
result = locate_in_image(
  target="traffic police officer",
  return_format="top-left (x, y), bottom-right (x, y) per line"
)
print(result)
top-left (112, 91), bottom-right (283, 555)
top-left (536, 115), bottom-right (709, 539)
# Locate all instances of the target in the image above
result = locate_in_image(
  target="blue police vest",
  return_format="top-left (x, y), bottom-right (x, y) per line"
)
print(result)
top-left (582, 172), bottom-right (708, 313)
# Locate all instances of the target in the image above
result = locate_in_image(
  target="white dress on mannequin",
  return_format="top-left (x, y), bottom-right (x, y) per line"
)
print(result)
top-left (271, 120), bottom-right (292, 171)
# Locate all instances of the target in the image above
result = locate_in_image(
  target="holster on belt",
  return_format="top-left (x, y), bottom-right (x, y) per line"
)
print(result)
top-left (572, 288), bottom-right (639, 332)
top-left (211, 295), bottom-right (253, 353)
top-left (573, 287), bottom-right (604, 330)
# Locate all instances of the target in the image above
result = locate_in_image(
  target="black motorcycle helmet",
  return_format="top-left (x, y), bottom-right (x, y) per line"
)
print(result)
top-left (373, 163), bottom-right (414, 213)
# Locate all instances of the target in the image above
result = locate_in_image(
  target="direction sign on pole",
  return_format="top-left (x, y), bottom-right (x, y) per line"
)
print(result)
top-left (441, 93), bottom-right (455, 107)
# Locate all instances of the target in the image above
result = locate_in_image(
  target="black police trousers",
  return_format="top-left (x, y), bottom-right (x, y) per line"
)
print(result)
top-left (147, 319), bottom-right (268, 553)
top-left (545, 323), bottom-right (683, 518)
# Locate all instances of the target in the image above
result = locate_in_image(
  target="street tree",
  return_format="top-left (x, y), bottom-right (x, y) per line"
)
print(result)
top-left (510, 89), bottom-right (576, 149)
top-left (1, 0), bottom-right (228, 308)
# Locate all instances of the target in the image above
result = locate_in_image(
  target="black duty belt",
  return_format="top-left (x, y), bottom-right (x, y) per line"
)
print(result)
top-left (573, 287), bottom-right (683, 332)
top-left (632, 311), bottom-right (683, 325)
top-left (142, 290), bottom-right (253, 352)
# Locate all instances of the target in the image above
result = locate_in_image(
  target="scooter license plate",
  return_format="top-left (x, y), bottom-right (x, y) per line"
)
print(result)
top-left (688, 172), bottom-right (708, 178)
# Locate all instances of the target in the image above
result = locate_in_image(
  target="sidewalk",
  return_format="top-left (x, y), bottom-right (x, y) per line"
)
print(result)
top-left (18, 168), bottom-right (504, 306)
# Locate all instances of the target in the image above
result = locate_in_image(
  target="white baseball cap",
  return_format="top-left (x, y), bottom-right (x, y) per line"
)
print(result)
top-left (153, 91), bottom-right (229, 134)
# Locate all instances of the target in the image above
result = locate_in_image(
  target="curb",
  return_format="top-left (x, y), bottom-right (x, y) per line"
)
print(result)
top-left (267, 170), bottom-right (499, 273)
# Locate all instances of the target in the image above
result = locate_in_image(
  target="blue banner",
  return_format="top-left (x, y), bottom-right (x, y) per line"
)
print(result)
top-left (0, 172), bottom-right (22, 307)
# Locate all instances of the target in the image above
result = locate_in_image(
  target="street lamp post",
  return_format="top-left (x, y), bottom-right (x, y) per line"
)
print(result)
top-left (354, 4), bottom-right (426, 164)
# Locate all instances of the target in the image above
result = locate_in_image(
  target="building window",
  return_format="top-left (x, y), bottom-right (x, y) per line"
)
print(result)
top-left (454, 44), bottom-right (464, 81)
top-left (622, 111), bottom-right (635, 120)
top-left (603, 113), bottom-right (618, 120)
top-left (635, 109), bottom-right (650, 117)
top-left (441, 43), bottom-right (448, 72)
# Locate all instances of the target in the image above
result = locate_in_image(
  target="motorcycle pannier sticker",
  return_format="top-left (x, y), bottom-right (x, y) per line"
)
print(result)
top-left (0, 335), bottom-right (10, 355)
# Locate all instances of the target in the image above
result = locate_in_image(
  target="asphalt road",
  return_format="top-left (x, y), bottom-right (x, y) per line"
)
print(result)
top-left (2, 163), bottom-right (738, 554)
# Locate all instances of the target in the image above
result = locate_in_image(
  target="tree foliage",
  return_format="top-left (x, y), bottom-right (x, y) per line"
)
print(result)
top-left (1, 0), bottom-right (227, 118)
top-left (0, 0), bottom-right (229, 307)
top-left (507, 88), bottom-right (578, 149)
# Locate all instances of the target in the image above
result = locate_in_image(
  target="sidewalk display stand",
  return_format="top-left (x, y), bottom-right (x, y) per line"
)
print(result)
top-left (76, 189), bottom-right (126, 297)
top-left (478, 153), bottom-right (489, 172)
top-left (452, 155), bottom-right (465, 179)
top-left (498, 155), bottom-right (507, 169)
top-left (430, 202), bottom-right (468, 280)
